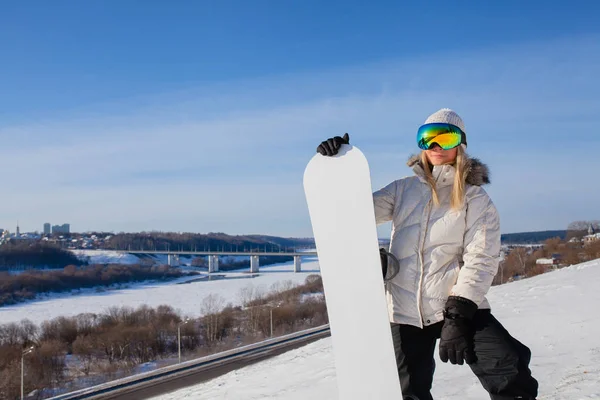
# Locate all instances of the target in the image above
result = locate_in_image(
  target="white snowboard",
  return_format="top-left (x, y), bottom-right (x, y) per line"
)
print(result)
top-left (303, 145), bottom-right (403, 399)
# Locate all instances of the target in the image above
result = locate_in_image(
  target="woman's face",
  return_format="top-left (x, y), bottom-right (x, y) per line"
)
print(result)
top-left (425, 143), bottom-right (458, 165)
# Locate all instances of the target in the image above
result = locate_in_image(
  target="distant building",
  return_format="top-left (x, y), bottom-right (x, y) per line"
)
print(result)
top-left (583, 224), bottom-right (600, 245)
top-left (43, 223), bottom-right (51, 235)
top-left (536, 257), bottom-right (559, 266)
top-left (52, 223), bottom-right (71, 234)
top-left (584, 233), bottom-right (600, 245)
top-left (4, 222), bottom-right (40, 242)
top-left (9, 232), bottom-right (40, 241)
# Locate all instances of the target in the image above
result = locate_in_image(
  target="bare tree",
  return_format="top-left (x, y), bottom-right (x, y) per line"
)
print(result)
top-left (543, 237), bottom-right (562, 255)
top-left (583, 240), bottom-right (600, 261)
top-left (0, 354), bottom-right (20, 400)
top-left (123, 326), bottom-right (156, 364)
top-left (567, 220), bottom-right (600, 239)
top-left (304, 274), bottom-right (324, 292)
top-left (500, 247), bottom-right (532, 281)
top-left (72, 334), bottom-right (99, 376)
top-left (201, 294), bottom-right (226, 345)
top-left (567, 220), bottom-right (600, 231)
top-left (270, 280), bottom-right (297, 303)
top-left (96, 330), bottom-right (127, 365)
top-left (75, 313), bottom-right (99, 337)
top-left (40, 316), bottom-right (79, 349)
top-left (238, 284), bottom-right (266, 334)
top-left (29, 340), bottom-right (67, 391)
top-left (509, 247), bottom-right (529, 275)
top-left (0, 323), bottom-right (23, 346)
top-left (562, 244), bottom-right (582, 266)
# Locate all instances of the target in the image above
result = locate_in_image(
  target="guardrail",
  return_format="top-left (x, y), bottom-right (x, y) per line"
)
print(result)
top-left (47, 324), bottom-right (330, 400)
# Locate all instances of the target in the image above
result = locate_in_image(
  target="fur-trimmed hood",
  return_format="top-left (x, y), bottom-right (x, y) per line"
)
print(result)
top-left (406, 154), bottom-right (490, 186)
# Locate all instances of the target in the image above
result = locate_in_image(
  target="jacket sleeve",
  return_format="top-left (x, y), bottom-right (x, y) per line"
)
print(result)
top-left (372, 181), bottom-right (397, 225)
top-left (450, 188), bottom-right (501, 306)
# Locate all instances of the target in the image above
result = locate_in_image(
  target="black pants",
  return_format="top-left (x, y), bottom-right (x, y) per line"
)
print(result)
top-left (391, 310), bottom-right (538, 400)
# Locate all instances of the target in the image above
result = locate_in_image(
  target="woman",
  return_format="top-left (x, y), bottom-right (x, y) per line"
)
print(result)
top-left (316, 108), bottom-right (538, 400)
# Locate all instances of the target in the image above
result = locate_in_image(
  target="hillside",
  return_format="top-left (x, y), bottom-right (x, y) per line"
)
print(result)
top-left (500, 230), bottom-right (567, 244)
top-left (104, 232), bottom-right (315, 252)
top-left (150, 259), bottom-right (600, 400)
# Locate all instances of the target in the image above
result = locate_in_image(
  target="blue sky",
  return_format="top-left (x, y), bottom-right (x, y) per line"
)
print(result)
top-left (1, 1), bottom-right (599, 237)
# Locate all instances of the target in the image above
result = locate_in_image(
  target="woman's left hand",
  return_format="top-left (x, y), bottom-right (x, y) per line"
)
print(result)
top-left (439, 296), bottom-right (478, 365)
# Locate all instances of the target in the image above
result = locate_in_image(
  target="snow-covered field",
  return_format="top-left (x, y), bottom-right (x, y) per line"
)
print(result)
top-left (150, 259), bottom-right (600, 400)
top-left (71, 249), bottom-right (147, 265)
top-left (0, 256), bottom-right (320, 325)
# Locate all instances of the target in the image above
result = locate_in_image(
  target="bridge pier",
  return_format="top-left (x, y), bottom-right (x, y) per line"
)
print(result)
top-left (167, 254), bottom-right (180, 267)
top-left (294, 255), bottom-right (301, 272)
top-left (250, 255), bottom-right (260, 273)
top-left (208, 255), bottom-right (219, 273)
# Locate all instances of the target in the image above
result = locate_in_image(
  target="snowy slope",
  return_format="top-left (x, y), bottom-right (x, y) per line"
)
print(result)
top-left (71, 249), bottom-right (144, 265)
top-left (149, 259), bottom-right (600, 400)
top-left (0, 257), bottom-right (320, 325)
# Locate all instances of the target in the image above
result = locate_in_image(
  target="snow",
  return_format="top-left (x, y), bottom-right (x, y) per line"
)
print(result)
top-left (71, 249), bottom-right (145, 265)
top-left (149, 259), bottom-right (600, 400)
top-left (70, 249), bottom-right (178, 266)
top-left (536, 258), bottom-right (557, 265)
top-left (0, 256), bottom-right (320, 325)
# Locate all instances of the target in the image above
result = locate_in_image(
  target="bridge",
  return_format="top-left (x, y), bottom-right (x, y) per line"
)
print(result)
top-left (125, 250), bottom-right (318, 273)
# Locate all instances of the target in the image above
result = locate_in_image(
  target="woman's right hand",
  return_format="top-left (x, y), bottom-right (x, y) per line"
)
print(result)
top-left (316, 133), bottom-right (350, 156)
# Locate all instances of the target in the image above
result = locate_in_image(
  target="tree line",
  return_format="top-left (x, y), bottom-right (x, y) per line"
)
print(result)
top-left (500, 230), bottom-right (567, 244)
top-left (0, 264), bottom-right (194, 307)
top-left (0, 275), bottom-right (326, 400)
top-left (0, 242), bottom-right (83, 270)
top-left (103, 232), bottom-right (315, 252)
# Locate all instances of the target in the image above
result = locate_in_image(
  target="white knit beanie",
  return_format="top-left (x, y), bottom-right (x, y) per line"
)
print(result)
top-left (422, 108), bottom-right (467, 148)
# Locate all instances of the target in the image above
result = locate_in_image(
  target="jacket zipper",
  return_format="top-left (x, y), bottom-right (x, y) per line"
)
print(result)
top-left (417, 168), bottom-right (442, 327)
top-left (417, 196), bottom-right (433, 327)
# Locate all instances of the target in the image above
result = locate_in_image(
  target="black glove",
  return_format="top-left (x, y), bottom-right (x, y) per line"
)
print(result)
top-left (316, 133), bottom-right (349, 156)
top-left (439, 296), bottom-right (478, 365)
top-left (380, 248), bottom-right (388, 278)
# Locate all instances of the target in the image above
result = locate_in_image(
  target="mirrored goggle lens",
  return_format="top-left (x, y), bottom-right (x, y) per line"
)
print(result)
top-left (416, 123), bottom-right (465, 150)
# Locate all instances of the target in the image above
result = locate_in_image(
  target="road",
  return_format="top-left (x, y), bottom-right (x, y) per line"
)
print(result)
top-left (97, 329), bottom-right (330, 400)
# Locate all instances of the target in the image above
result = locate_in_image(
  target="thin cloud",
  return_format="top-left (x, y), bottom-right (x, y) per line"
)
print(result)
top-left (2, 34), bottom-right (599, 235)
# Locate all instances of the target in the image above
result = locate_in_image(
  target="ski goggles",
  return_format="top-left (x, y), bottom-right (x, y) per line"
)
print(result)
top-left (416, 123), bottom-right (467, 150)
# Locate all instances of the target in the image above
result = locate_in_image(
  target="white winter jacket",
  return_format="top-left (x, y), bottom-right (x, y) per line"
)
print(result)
top-left (374, 155), bottom-right (501, 328)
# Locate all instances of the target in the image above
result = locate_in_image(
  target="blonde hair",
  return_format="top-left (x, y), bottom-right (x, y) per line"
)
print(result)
top-left (420, 146), bottom-right (468, 210)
